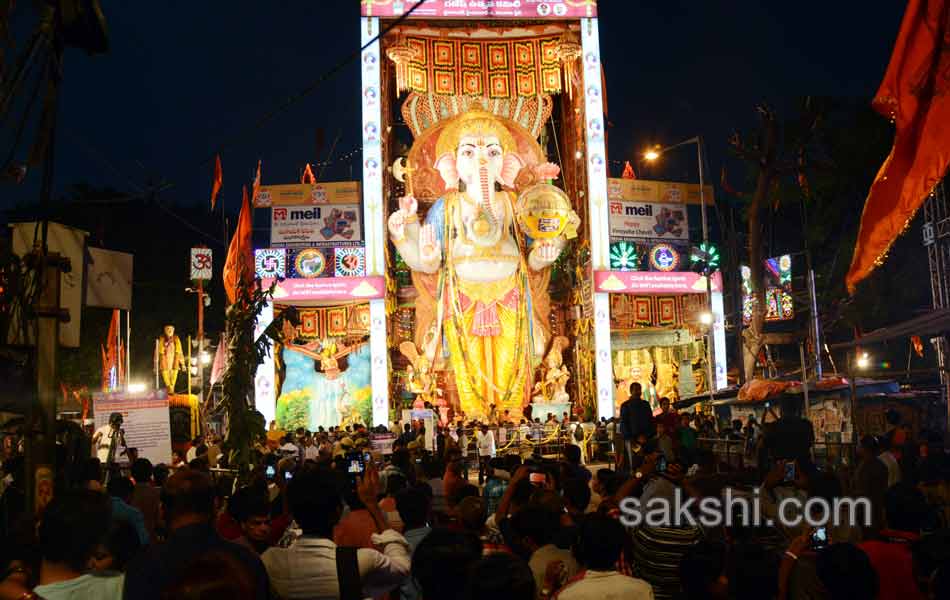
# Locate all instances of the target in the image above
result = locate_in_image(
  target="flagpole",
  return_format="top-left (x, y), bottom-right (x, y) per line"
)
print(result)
top-left (126, 309), bottom-right (131, 391)
top-left (116, 309), bottom-right (121, 391)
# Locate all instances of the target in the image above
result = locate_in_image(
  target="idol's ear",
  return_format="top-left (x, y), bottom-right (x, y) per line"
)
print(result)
top-left (434, 153), bottom-right (459, 189)
top-left (499, 153), bottom-right (526, 188)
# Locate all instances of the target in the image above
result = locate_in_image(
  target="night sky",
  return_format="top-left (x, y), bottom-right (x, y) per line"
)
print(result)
top-left (6, 1), bottom-right (905, 223)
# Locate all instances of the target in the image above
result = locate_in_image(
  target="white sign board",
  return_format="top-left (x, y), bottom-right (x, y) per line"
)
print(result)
top-left (270, 204), bottom-right (362, 246)
top-left (10, 222), bottom-right (87, 347)
top-left (92, 390), bottom-right (172, 466)
top-left (190, 247), bottom-right (213, 280)
top-left (607, 200), bottom-right (689, 240)
top-left (87, 247), bottom-right (133, 310)
top-left (409, 409), bottom-right (436, 451)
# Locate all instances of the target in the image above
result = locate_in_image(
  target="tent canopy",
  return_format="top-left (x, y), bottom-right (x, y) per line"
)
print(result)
top-left (828, 309), bottom-right (950, 350)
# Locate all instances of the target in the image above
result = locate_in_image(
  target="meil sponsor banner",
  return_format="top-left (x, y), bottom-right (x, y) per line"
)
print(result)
top-left (608, 200), bottom-right (689, 240)
top-left (270, 204), bottom-right (362, 246)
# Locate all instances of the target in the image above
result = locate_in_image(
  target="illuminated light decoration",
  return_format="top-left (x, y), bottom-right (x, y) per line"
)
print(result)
top-left (362, 16), bottom-right (387, 426)
top-left (335, 247), bottom-right (366, 277)
top-left (294, 248), bottom-right (327, 279)
top-left (740, 255), bottom-right (795, 325)
top-left (580, 17), bottom-right (612, 421)
top-left (255, 248), bottom-right (286, 279)
top-left (608, 241), bottom-right (638, 271)
top-left (649, 243), bottom-right (681, 272)
top-left (690, 242), bottom-right (720, 273)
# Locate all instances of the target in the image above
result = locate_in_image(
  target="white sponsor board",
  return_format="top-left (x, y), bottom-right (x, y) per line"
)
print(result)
top-left (608, 200), bottom-right (689, 240)
top-left (270, 204), bottom-right (362, 246)
top-left (92, 390), bottom-right (172, 466)
top-left (87, 247), bottom-right (133, 310)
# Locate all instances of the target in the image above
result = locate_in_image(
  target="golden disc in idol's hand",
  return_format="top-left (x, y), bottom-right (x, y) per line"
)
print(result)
top-left (516, 183), bottom-right (579, 240)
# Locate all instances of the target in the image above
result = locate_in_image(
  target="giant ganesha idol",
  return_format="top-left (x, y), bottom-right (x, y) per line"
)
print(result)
top-left (388, 109), bottom-right (579, 418)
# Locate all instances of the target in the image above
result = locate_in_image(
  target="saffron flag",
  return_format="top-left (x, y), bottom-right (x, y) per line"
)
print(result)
top-left (101, 309), bottom-right (123, 392)
top-left (622, 161), bottom-right (636, 180)
top-left (301, 163), bottom-right (315, 184)
top-left (846, 0), bottom-right (950, 293)
top-left (210, 154), bottom-right (223, 210)
top-left (252, 159), bottom-right (262, 203)
top-left (222, 186), bottom-right (254, 305)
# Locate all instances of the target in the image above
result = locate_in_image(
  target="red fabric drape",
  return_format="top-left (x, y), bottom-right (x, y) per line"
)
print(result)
top-left (847, 0), bottom-right (950, 292)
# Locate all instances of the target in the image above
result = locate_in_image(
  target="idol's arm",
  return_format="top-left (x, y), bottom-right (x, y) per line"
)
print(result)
top-left (388, 195), bottom-right (441, 273)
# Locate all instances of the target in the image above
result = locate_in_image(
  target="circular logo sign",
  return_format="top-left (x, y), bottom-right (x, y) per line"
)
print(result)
top-left (294, 248), bottom-right (326, 278)
top-left (649, 243), bottom-right (680, 272)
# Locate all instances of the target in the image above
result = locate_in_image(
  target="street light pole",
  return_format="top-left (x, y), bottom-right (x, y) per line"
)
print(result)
top-left (645, 136), bottom-right (716, 400)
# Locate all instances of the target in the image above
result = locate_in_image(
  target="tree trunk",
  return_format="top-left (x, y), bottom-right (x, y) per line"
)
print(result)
top-left (741, 114), bottom-right (778, 381)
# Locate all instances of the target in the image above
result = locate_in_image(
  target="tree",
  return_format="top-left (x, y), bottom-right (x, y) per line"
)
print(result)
top-left (729, 103), bottom-right (819, 379)
top-left (728, 98), bottom-right (929, 379)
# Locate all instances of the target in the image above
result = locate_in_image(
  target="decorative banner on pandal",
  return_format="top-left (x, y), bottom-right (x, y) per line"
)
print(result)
top-left (190, 247), bottom-right (213, 280)
top-left (255, 248), bottom-right (287, 279)
top-left (293, 248), bottom-right (330, 279)
top-left (395, 34), bottom-right (564, 98)
top-left (648, 243), bottom-right (683, 272)
top-left (610, 293), bottom-right (709, 329)
top-left (361, 0), bottom-right (598, 19)
top-left (264, 276), bottom-right (386, 302)
top-left (607, 178), bottom-right (715, 206)
top-left (608, 200), bottom-right (689, 241)
top-left (277, 303), bottom-right (372, 340)
top-left (594, 270), bottom-right (723, 295)
top-left (270, 204), bottom-right (362, 248)
top-left (253, 181), bottom-right (360, 208)
top-left (334, 247), bottom-right (367, 277)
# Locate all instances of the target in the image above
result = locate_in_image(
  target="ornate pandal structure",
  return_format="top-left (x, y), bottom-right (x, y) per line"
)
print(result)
top-left (389, 108), bottom-right (579, 418)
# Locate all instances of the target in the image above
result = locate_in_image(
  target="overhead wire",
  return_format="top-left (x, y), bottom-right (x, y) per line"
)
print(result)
top-left (20, 2), bottom-right (427, 247)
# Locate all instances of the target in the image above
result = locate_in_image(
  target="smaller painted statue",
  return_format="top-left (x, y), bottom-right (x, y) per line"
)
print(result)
top-left (337, 388), bottom-right (364, 429)
top-left (400, 341), bottom-right (443, 408)
top-left (154, 324), bottom-right (185, 392)
top-left (532, 336), bottom-right (571, 405)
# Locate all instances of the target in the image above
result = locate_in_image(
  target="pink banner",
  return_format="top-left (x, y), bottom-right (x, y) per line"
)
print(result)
top-left (594, 271), bottom-right (723, 295)
top-left (361, 0), bottom-right (597, 19)
top-left (262, 276), bottom-right (385, 302)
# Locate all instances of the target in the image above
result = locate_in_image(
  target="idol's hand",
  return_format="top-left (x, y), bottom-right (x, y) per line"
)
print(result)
top-left (388, 210), bottom-right (408, 241)
top-left (529, 241), bottom-right (560, 268)
top-left (388, 195), bottom-right (419, 242)
top-left (419, 224), bottom-right (441, 264)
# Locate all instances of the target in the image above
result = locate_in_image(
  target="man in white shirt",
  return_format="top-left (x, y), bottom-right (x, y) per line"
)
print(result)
top-left (878, 442), bottom-right (902, 488)
top-left (92, 413), bottom-right (126, 464)
top-left (262, 465), bottom-right (410, 599)
top-left (475, 424), bottom-right (496, 485)
top-left (554, 514), bottom-right (654, 600)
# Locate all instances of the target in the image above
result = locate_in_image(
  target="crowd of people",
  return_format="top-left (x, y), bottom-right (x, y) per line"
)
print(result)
top-left (0, 385), bottom-right (948, 599)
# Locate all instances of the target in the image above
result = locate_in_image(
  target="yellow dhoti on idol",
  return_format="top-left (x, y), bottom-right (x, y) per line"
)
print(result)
top-left (443, 273), bottom-right (529, 417)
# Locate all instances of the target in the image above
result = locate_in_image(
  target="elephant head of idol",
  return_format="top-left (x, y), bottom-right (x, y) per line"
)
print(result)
top-left (434, 110), bottom-right (525, 193)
